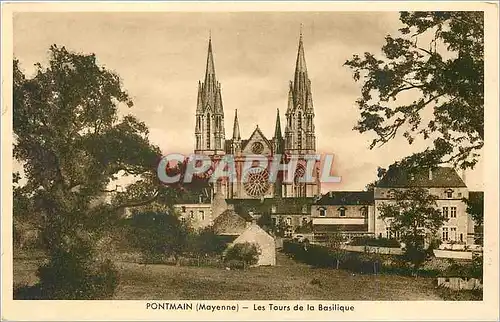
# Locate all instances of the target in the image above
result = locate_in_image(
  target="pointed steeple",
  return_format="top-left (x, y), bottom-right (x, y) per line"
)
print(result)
top-left (205, 36), bottom-right (216, 84)
top-left (195, 35), bottom-right (226, 156)
top-left (294, 31), bottom-right (308, 94)
top-left (274, 108), bottom-right (282, 139)
top-left (232, 109), bottom-right (240, 140)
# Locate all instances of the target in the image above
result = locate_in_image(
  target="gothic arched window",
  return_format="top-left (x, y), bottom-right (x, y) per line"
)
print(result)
top-left (206, 113), bottom-right (211, 149)
top-left (297, 112), bottom-right (303, 150)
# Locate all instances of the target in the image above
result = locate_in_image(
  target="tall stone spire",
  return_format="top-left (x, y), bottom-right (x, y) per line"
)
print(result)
top-left (273, 108), bottom-right (283, 155)
top-left (232, 109), bottom-right (241, 140)
top-left (274, 108), bottom-right (282, 140)
top-left (205, 36), bottom-right (216, 85)
top-left (195, 36), bottom-right (226, 155)
top-left (294, 32), bottom-right (308, 93)
top-left (284, 30), bottom-right (316, 154)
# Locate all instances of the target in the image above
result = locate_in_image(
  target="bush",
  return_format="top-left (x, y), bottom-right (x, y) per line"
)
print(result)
top-left (225, 259), bottom-right (246, 270)
top-left (282, 240), bottom-right (440, 276)
top-left (35, 246), bottom-right (119, 300)
top-left (350, 236), bottom-right (400, 248)
top-left (224, 242), bottom-right (260, 268)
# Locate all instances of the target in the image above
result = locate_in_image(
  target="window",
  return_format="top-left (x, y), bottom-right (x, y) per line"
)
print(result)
top-left (319, 208), bottom-right (326, 217)
top-left (442, 227), bottom-right (449, 241)
top-left (450, 227), bottom-right (457, 241)
top-left (442, 206), bottom-right (449, 218)
top-left (388, 189), bottom-right (396, 199)
top-left (272, 217), bottom-right (277, 226)
top-left (302, 217), bottom-right (308, 226)
top-left (189, 211), bottom-right (194, 219)
top-left (286, 217), bottom-right (292, 226)
top-left (445, 189), bottom-right (453, 198)
top-left (385, 226), bottom-right (399, 239)
top-left (338, 207), bottom-right (346, 217)
top-left (271, 205), bottom-right (277, 214)
top-left (206, 114), bottom-right (211, 149)
top-left (450, 207), bottom-right (457, 218)
top-left (181, 206), bottom-right (186, 213)
top-left (360, 206), bottom-right (368, 218)
top-left (460, 233), bottom-right (463, 242)
top-left (199, 210), bottom-right (205, 220)
top-left (302, 205), bottom-right (307, 214)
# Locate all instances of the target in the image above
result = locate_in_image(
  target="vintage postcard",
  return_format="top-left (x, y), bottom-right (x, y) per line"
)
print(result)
top-left (1, 1), bottom-right (499, 321)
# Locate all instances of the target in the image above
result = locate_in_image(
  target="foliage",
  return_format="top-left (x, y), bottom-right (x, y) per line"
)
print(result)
top-left (13, 45), bottom-right (167, 298)
top-left (257, 213), bottom-right (290, 237)
top-left (350, 236), bottom-right (401, 248)
top-left (283, 241), bottom-right (444, 277)
top-left (377, 188), bottom-right (447, 269)
top-left (345, 12), bottom-right (484, 171)
top-left (190, 226), bottom-right (228, 256)
top-left (463, 192), bottom-right (484, 227)
top-left (224, 242), bottom-right (260, 268)
top-left (127, 211), bottom-right (189, 263)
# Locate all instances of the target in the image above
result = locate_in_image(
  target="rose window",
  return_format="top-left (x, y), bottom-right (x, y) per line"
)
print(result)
top-left (251, 142), bottom-right (264, 154)
top-left (243, 167), bottom-right (270, 197)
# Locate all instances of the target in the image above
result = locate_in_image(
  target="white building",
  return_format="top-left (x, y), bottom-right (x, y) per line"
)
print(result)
top-left (373, 167), bottom-right (475, 245)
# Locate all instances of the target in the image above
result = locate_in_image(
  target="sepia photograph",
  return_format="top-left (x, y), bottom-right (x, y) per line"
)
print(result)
top-left (2, 1), bottom-right (499, 321)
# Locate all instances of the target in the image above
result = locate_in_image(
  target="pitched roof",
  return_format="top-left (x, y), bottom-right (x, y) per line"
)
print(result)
top-left (226, 197), bottom-right (314, 215)
top-left (241, 126), bottom-right (271, 151)
top-left (376, 167), bottom-right (466, 188)
top-left (212, 209), bottom-right (250, 236)
top-left (314, 191), bottom-right (373, 206)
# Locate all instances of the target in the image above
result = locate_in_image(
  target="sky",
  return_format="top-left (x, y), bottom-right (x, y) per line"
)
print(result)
top-left (12, 11), bottom-right (484, 191)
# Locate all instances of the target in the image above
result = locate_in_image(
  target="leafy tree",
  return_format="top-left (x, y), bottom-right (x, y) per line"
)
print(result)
top-left (463, 192), bottom-right (484, 226)
top-left (127, 211), bottom-right (189, 264)
top-left (192, 226), bottom-right (227, 256)
top-left (13, 45), bottom-right (168, 299)
top-left (257, 213), bottom-right (290, 237)
top-left (345, 12), bottom-right (483, 171)
top-left (325, 231), bottom-right (347, 269)
top-left (224, 242), bottom-right (260, 269)
top-left (377, 188), bottom-right (447, 270)
top-left (365, 167), bottom-right (387, 191)
top-left (463, 192), bottom-right (484, 245)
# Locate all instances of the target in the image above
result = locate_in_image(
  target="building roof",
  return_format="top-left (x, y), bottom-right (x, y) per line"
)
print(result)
top-left (226, 197), bottom-right (314, 215)
top-left (212, 209), bottom-right (250, 236)
top-left (314, 191), bottom-right (373, 206)
top-left (376, 167), bottom-right (466, 188)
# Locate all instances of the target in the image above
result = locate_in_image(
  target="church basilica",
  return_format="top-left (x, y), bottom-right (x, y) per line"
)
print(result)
top-left (193, 33), bottom-right (321, 200)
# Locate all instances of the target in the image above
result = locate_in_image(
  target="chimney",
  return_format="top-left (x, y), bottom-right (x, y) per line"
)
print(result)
top-left (428, 168), bottom-right (433, 181)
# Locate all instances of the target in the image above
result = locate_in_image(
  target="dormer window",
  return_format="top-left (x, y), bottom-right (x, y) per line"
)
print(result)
top-left (271, 205), bottom-right (277, 214)
top-left (301, 205), bottom-right (307, 214)
top-left (319, 207), bottom-right (326, 217)
top-left (445, 189), bottom-right (454, 199)
top-left (360, 206), bottom-right (368, 218)
top-left (388, 189), bottom-right (397, 199)
top-left (181, 206), bottom-right (186, 213)
top-left (338, 206), bottom-right (346, 217)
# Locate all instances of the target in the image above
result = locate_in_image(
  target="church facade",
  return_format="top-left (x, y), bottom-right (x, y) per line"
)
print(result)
top-left (193, 34), bottom-right (321, 200)
top-left (172, 34), bottom-right (479, 248)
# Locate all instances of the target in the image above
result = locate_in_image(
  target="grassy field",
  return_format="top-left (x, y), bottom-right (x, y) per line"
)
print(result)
top-left (14, 252), bottom-right (450, 300)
